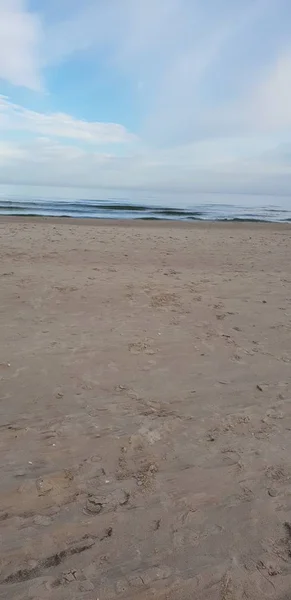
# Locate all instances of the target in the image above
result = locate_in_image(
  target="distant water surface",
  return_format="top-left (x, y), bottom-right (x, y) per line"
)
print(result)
top-left (0, 196), bottom-right (290, 222)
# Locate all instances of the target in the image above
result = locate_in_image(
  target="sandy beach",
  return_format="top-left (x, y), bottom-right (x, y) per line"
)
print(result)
top-left (1, 217), bottom-right (291, 600)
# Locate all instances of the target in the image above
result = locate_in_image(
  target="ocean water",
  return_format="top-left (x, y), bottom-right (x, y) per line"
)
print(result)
top-left (0, 194), bottom-right (291, 222)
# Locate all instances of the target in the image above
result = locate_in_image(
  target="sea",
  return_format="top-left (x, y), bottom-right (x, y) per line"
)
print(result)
top-left (0, 188), bottom-right (290, 222)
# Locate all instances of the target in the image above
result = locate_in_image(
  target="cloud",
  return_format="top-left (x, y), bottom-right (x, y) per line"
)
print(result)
top-left (0, 140), bottom-right (27, 161)
top-left (0, 96), bottom-right (135, 144)
top-left (39, 0), bottom-right (285, 145)
top-left (1, 0), bottom-right (289, 143)
top-left (137, 0), bottom-right (276, 144)
top-left (0, 0), bottom-right (42, 89)
top-left (1, 134), bottom-right (291, 196)
top-left (249, 52), bottom-right (291, 131)
top-left (1, 0), bottom-right (291, 200)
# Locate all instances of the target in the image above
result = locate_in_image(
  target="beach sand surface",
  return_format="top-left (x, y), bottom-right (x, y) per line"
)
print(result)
top-left (0, 218), bottom-right (291, 599)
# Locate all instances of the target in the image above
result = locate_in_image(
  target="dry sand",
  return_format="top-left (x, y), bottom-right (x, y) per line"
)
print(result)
top-left (0, 217), bottom-right (291, 600)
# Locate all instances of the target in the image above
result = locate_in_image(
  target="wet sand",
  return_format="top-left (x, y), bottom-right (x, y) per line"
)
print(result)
top-left (0, 218), bottom-right (291, 599)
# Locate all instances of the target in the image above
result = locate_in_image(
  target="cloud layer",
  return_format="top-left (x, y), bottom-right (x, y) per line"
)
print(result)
top-left (0, 96), bottom-right (135, 144)
top-left (0, 0), bottom-right (42, 89)
top-left (1, 129), bottom-right (291, 196)
top-left (0, 0), bottom-right (291, 197)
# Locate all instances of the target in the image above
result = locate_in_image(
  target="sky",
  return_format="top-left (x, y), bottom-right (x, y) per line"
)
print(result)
top-left (0, 0), bottom-right (291, 201)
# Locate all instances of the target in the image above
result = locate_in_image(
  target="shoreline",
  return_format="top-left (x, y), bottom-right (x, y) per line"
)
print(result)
top-left (1, 214), bottom-right (291, 229)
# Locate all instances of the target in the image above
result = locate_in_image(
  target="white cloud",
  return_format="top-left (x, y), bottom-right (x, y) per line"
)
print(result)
top-left (138, 0), bottom-right (275, 144)
top-left (1, 0), bottom-right (289, 143)
top-left (0, 96), bottom-right (135, 144)
top-left (1, 0), bottom-right (291, 199)
top-left (0, 0), bottom-right (42, 89)
top-left (39, 0), bottom-right (283, 145)
top-left (249, 52), bottom-right (291, 131)
top-left (1, 134), bottom-right (291, 196)
top-left (0, 140), bottom-right (27, 161)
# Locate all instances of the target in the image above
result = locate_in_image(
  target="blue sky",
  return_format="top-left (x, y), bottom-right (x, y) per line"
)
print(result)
top-left (0, 0), bottom-right (291, 201)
